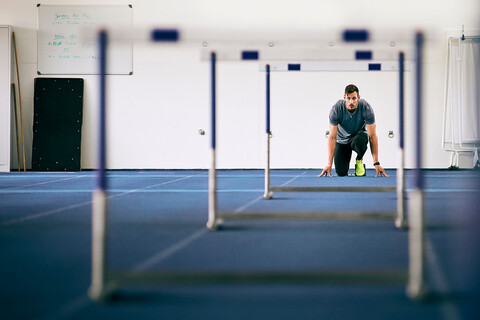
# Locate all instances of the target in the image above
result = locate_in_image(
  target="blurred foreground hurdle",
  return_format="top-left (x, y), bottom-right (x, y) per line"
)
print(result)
top-left (89, 29), bottom-right (426, 302)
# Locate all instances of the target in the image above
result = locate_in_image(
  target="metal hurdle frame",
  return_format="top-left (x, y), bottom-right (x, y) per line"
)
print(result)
top-left (209, 53), bottom-right (407, 229)
top-left (262, 61), bottom-right (407, 230)
top-left (89, 30), bottom-right (426, 302)
top-left (206, 33), bottom-right (426, 298)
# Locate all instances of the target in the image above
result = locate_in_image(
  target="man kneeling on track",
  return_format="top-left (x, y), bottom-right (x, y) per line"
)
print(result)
top-left (317, 84), bottom-right (389, 178)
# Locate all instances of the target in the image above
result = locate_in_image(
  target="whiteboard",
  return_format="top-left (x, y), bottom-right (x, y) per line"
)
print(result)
top-left (37, 4), bottom-right (133, 75)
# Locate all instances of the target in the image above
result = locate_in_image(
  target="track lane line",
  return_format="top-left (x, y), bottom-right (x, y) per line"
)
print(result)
top-left (0, 175), bottom-right (196, 227)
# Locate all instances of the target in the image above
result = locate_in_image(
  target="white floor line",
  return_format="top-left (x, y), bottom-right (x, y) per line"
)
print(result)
top-left (132, 229), bottom-right (207, 272)
top-left (425, 237), bottom-right (462, 320)
top-left (3, 176), bottom-right (85, 190)
top-left (110, 176), bottom-right (192, 198)
top-left (0, 201), bottom-right (94, 227)
top-left (233, 171), bottom-right (308, 213)
top-left (0, 176), bottom-right (195, 227)
top-left (38, 229), bottom-right (208, 320)
top-left (31, 175), bottom-right (204, 320)
top-left (38, 295), bottom-right (90, 320)
top-left (281, 171), bottom-right (309, 186)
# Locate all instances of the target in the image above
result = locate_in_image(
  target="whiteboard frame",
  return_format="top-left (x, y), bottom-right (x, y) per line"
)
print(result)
top-left (37, 4), bottom-right (133, 75)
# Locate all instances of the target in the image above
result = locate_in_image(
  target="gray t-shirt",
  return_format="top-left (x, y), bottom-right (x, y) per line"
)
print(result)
top-left (329, 99), bottom-right (375, 144)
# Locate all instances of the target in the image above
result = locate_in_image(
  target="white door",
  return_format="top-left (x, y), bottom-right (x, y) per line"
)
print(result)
top-left (0, 26), bottom-right (12, 172)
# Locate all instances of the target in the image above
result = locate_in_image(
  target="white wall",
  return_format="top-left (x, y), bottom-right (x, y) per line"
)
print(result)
top-left (2, 0), bottom-right (479, 170)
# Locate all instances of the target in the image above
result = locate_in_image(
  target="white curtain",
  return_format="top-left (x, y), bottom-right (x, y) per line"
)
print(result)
top-left (444, 38), bottom-right (480, 154)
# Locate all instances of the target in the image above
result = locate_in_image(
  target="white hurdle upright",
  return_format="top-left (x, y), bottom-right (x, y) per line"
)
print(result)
top-left (89, 30), bottom-right (110, 301)
top-left (406, 32), bottom-right (427, 299)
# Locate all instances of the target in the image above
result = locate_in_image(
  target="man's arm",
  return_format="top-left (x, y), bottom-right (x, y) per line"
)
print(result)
top-left (366, 123), bottom-right (389, 177)
top-left (317, 124), bottom-right (337, 177)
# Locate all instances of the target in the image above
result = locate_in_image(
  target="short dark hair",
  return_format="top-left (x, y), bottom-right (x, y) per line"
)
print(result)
top-left (345, 84), bottom-right (359, 95)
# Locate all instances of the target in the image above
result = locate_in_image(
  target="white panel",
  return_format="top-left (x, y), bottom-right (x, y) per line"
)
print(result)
top-left (0, 26), bottom-right (11, 171)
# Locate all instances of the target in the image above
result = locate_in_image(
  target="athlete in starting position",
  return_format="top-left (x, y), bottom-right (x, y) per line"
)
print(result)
top-left (317, 84), bottom-right (389, 177)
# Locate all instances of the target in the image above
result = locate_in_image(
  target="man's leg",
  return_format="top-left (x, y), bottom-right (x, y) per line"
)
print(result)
top-left (351, 131), bottom-right (368, 176)
top-left (351, 131), bottom-right (369, 160)
top-left (334, 143), bottom-right (352, 176)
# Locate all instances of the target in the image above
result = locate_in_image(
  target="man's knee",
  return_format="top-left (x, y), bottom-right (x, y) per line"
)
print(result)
top-left (353, 131), bottom-right (369, 145)
top-left (352, 132), bottom-right (369, 156)
top-left (336, 167), bottom-right (349, 176)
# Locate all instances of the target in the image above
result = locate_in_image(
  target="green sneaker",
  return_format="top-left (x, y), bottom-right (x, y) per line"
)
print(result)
top-left (355, 160), bottom-right (366, 176)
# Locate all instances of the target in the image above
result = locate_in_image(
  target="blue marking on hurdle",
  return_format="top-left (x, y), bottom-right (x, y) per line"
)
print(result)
top-left (211, 52), bottom-right (216, 150)
top-left (266, 64), bottom-right (271, 134)
top-left (242, 51), bottom-right (259, 60)
top-left (399, 52), bottom-right (405, 149)
top-left (415, 33), bottom-right (424, 189)
top-left (343, 29), bottom-right (369, 42)
top-left (288, 64), bottom-right (301, 71)
top-left (98, 30), bottom-right (108, 190)
top-left (368, 63), bottom-right (381, 71)
top-left (355, 51), bottom-right (372, 60)
top-left (151, 29), bottom-right (180, 42)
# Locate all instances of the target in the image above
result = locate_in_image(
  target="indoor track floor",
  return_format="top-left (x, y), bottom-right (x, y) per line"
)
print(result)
top-left (1, 169), bottom-right (479, 320)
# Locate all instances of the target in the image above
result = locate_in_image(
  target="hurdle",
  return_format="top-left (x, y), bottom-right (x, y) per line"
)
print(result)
top-left (206, 32), bottom-right (426, 299)
top-left (89, 29), bottom-right (426, 302)
top-left (262, 61), bottom-right (406, 229)
top-left (209, 52), bottom-right (407, 229)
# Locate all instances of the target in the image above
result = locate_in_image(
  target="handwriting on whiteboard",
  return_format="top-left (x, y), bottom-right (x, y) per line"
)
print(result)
top-left (38, 5), bottom-right (132, 74)
top-left (45, 12), bottom-right (97, 61)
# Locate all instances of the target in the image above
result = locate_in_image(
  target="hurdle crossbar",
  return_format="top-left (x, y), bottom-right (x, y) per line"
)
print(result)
top-left (217, 210), bottom-right (397, 221)
top-left (105, 269), bottom-right (408, 287)
top-left (270, 186), bottom-right (396, 193)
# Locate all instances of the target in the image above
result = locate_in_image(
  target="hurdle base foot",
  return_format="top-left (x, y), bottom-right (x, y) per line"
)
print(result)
top-left (407, 281), bottom-right (427, 301)
top-left (263, 191), bottom-right (273, 199)
top-left (206, 219), bottom-right (223, 231)
top-left (88, 283), bottom-right (117, 302)
top-left (395, 218), bottom-right (408, 231)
